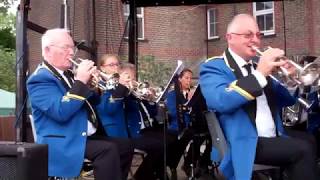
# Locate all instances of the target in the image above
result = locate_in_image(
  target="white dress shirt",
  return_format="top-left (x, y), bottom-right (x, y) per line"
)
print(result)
top-left (229, 48), bottom-right (276, 137)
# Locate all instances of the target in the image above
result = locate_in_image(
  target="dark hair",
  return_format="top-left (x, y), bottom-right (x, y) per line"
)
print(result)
top-left (178, 68), bottom-right (193, 78)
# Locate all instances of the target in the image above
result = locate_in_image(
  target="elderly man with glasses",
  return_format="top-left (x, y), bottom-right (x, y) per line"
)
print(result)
top-left (199, 14), bottom-right (317, 180)
top-left (27, 29), bottom-right (133, 180)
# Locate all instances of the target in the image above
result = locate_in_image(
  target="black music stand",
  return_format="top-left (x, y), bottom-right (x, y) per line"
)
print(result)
top-left (155, 60), bottom-right (184, 180)
top-left (184, 85), bottom-right (211, 179)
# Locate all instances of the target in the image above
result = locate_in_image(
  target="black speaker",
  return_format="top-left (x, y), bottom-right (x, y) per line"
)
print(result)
top-left (0, 141), bottom-right (48, 180)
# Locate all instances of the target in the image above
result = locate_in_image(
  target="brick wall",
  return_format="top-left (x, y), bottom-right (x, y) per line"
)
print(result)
top-left (136, 5), bottom-right (208, 62)
top-left (27, 0), bottom-right (93, 72)
top-left (206, 0), bottom-right (320, 58)
top-left (27, 0), bottom-right (320, 72)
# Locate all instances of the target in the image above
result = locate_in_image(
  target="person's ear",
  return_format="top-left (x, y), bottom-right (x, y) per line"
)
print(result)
top-left (225, 33), bottom-right (231, 41)
top-left (44, 46), bottom-right (52, 57)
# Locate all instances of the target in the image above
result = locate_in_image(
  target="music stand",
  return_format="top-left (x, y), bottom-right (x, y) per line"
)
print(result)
top-left (155, 60), bottom-right (184, 180)
top-left (185, 84), bottom-right (211, 179)
top-left (156, 60), bottom-right (184, 104)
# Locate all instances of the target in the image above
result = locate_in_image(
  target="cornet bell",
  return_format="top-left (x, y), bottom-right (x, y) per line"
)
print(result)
top-left (299, 59), bottom-right (320, 86)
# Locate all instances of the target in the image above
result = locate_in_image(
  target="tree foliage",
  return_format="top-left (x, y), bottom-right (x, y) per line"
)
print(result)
top-left (0, 27), bottom-right (15, 49)
top-left (138, 55), bottom-right (174, 87)
top-left (0, 2), bottom-right (16, 92)
top-left (0, 48), bottom-right (15, 91)
top-left (0, 11), bottom-right (16, 49)
top-left (0, 0), bottom-right (16, 14)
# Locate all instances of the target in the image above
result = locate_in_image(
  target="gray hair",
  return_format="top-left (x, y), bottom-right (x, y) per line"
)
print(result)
top-left (41, 28), bottom-right (70, 58)
top-left (120, 62), bottom-right (136, 73)
top-left (226, 14), bottom-right (255, 33)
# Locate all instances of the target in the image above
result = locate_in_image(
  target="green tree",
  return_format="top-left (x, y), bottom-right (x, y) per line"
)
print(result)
top-left (138, 55), bottom-right (174, 87)
top-left (0, 0), bottom-right (16, 14)
top-left (0, 2), bottom-right (16, 92)
top-left (0, 12), bottom-right (16, 49)
top-left (0, 27), bottom-right (15, 49)
top-left (0, 48), bottom-right (15, 91)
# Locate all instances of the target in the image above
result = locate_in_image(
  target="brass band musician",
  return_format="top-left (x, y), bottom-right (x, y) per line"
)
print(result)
top-left (27, 29), bottom-right (133, 180)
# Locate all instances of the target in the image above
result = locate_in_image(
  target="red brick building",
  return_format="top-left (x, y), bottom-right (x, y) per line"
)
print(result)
top-left (27, 0), bottom-right (320, 78)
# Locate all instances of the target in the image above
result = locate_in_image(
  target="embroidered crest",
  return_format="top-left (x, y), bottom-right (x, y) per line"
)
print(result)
top-left (62, 96), bottom-right (70, 102)
top-left (225, 87), bottom-right (233, 92)
top-left (109, 97), bottom-right (115, 103)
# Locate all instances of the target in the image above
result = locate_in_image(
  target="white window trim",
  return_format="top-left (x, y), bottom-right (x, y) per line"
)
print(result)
top-left (124, 5), bottom-right (144, 40)
top-left (138, 8), bottom-right (145, 40)
top-left (207, 8), bottom-right (219, 40)
top-left (253, 2), bottom-right (275, 36)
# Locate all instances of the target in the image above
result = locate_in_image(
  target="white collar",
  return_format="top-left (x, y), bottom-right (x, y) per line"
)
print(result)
top-left (228, 48), bottom-right (252, 68)
top-left (54, 66), bottom-right (65, 77)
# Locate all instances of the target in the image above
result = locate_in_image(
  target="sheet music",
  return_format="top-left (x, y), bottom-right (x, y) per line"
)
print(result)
top-left (156, 60), bottom-right (185, 103)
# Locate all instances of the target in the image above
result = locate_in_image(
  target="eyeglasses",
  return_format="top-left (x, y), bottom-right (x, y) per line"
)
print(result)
top-left (49, 44), bottom-right (75, 51)
top-left (102, 63), bottom-right (120, 67)
top-left (230, 32), bottom-right (263, 39)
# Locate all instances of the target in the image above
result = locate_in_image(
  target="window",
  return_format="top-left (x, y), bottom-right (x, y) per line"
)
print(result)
top-left (207, 8), bottom-right (218, 39)
top-left (253, 2), bottom-right (275, 35)
top-left (123, 5), bottom-right (144, 40)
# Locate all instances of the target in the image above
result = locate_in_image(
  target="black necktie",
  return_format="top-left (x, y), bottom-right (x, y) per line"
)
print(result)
top-left (63, 71), bottom-right (73, 87)
top-left (243, 63), bottom-right (252, 75)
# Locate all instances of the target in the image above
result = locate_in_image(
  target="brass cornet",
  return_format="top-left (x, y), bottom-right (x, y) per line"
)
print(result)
top-left (129, 80), bottom-right (163, 102)
top-left (69, 57), bottom-right (119, 91)
top-left (251, 46), bottom-right (320, 87)
top-left (251, 46), bottom-right (319, 110)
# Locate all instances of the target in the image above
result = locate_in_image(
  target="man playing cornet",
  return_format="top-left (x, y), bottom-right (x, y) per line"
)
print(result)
top-left (97, 59), bottom-right (166, 180)
top-left (27, 28), bottom-right (133, 180)
top-left (199, 14), bottom-right (317, 180)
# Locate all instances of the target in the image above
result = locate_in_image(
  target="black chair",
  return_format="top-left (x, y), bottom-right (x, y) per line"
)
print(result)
top-left (204, 111), bottom-right (281, 180)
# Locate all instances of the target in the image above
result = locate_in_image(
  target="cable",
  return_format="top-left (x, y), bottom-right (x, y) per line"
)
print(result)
top-left (15, 52), bottom-right (24, 69)
top-left (282, 0), bottom-right (287, 54)
top-left (14, 93), bottom-right (28, 128)
top-left (68, 0), bottom-right (71, 31)
top-left (118, 18), bottom-right (129, 56)
top-left (14, 49), bottom-right (28, 128)
top-left (205, 4), bottom-right (209, 59)
top-left (72, 0), bottom-right (75, 36)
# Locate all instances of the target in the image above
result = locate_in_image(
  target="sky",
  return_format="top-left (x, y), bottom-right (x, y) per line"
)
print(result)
top-left (8, 1), bottom-right (19, 15)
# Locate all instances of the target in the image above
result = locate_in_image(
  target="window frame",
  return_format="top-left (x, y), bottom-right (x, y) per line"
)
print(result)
top-left (207, 8), bottom-right (219, 40)
top-left (253, 2), bottom-right (275, 36)
top-left (123, 5), bottom-right (145, 40)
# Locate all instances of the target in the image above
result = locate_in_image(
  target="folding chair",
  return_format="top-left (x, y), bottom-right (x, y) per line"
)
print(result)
top-left (29, 114), bottom-right (37, 142)
top-left (204, 111), bottom-right (280, 180)
top-left (128, 149), bottom-right (148, 180)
